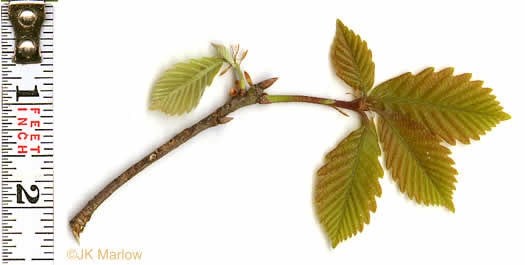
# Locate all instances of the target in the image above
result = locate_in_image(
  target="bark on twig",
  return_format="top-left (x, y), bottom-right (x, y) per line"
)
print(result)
top-left (70, 85), bottom-right (267, 243)
top-left (70, 79), bottom-right (364, 243)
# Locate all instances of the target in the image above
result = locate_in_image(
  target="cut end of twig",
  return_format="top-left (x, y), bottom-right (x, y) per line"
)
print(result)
top-left (70, 214), bottom-right (88, 245)
top-left (257, 77), bottom-right (279, 90)
top-left (72, 230), bottom-right (81, 245)
top-left (70, 220), bottom-right (83, 245)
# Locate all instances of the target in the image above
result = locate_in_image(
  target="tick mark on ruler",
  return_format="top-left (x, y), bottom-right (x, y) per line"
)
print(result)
top-left (2, 2), bottom-right (55, 261)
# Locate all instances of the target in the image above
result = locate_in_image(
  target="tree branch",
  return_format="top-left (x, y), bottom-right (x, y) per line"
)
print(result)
top-left (70, 82), bottom-right (363, 243)
top-left (263, 95), bottom-right (363, 111)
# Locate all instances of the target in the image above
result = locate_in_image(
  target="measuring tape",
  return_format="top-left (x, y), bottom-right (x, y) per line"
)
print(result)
top-left (1, 0), bottom-right (54, 263)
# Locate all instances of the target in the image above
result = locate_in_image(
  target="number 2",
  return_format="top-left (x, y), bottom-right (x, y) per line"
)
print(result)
top-left (16, 184), bottom-right (40, 204)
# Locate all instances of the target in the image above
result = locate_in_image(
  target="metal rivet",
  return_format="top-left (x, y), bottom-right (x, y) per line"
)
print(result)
top-left (18, 9), bottom-right (37, 27)
top-left (18, 40), bottom-right (36, 58)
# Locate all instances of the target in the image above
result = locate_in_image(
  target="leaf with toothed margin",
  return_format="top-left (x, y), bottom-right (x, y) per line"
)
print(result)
top-left (377, 112), bottom-right (458, 211)
top-left (212, 43), bottom-right (235, 65)
top-left (314, 120), bottom-right (383, 248)
top-left (150, 57), bottom-right (223, 116)
top-left (331, 19), bottom-right (375, 94)
top-left (369, 67), bottom-right (511, 145)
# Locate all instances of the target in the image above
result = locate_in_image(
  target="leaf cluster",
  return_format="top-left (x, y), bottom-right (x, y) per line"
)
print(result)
top-left (147, 19), bottom-right (510, 248)
top-left (315, 19), bottom-right (510, 247)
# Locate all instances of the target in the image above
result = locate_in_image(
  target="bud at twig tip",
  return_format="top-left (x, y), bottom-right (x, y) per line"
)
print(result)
top-left (258, 77), bottom-right (279, 90)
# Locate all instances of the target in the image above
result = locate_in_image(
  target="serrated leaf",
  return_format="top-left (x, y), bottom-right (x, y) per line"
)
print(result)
top-left (314, 120), bottom-right (383, 248)
top-left (150, 57), bottom-right (223, 115)
top-left (377, 113), bottom-right (457, 211)
top-left (212, 43), bottom-right (235, 65)
top-left (369, 67), bottom-right (511, 145)
top-left (331, 19), bottom-right (375, 94)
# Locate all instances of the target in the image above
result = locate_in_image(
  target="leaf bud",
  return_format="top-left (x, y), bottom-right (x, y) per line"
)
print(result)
top-left (244, 71), bottom-right (254, 86)
top-left (257, 77), bottom-right (279, 90)
top-left (229, 87), bottom-right (238, 96)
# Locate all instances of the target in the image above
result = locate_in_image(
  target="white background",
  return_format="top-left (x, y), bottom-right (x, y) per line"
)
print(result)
top-left (55, 0), bottom-right (523, 264)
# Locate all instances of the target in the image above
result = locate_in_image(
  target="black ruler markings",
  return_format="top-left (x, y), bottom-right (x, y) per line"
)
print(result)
top-left (1, 2), bottom-right (54, 264)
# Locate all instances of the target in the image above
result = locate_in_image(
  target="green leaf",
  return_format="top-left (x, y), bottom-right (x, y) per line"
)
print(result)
top-left (377, 113), bottom-right (457, 211)
top-left (369, 67), bottom-right (511, 145)
top-left (331, 19), bottom-right (375, 94)
top-left (314, 120), bottom-right (383, 248)
top-left (212, 43), bottom-right (235, 65)
top-left (150, 57), bottom-right (223, 115)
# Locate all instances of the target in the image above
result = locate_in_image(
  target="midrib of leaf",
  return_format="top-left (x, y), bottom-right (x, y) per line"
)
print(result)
top-left (175, 60), bottom-right (221, 95)
top-left (334, 125), bottom-right (367, 238)
top-left (376, 96), bottom-right (501, 117)
top-left (380, 116), bottom-right (449, 202)
top-left (339, 37), bottom-right (364, 88)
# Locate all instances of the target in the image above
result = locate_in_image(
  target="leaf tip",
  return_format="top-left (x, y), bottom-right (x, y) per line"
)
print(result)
top-left (502, 111), bottom-right (512, 121)
top-left (443, 199), bottom-right (455, 213)
top-left (440, 67), bottom-right (455, 75)
top-left (331, 240), bottom-right (340, 249)
top-left (423, 67), bottom-right (435, 74)
top-left (335, 19), bottom-right (349, 33)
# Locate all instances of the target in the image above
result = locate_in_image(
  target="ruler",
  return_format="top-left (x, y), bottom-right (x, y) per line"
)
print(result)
top-left (1, 1), bottom-right (54, 263)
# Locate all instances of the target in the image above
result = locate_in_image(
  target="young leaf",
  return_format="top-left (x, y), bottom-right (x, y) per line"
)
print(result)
top-left (369, 68), bottom-right (511, 145)
top-left (377, 113), bottom-right (457, 211)
top-left (150, 57), bottom-right (223, 115)
top-left (331, 19), bottom-right (375, 94)
top-left (315, 120), bottom-right (383, 248)
top-left (212, 43), bottom-right (235, 65)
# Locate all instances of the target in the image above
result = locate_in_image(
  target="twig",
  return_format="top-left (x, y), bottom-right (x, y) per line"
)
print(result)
top-left (70, 81), bottom-right (364, 243)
